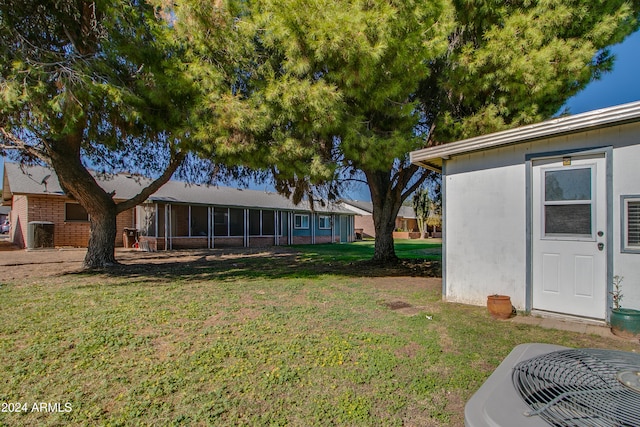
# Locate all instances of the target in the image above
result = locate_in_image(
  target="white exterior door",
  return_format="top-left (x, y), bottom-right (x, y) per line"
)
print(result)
top-left (532, 154), bottom-right (607, 319)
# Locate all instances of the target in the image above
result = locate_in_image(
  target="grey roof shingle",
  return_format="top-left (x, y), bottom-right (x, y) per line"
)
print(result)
top-left (397, 205), bottom-right (416, 219)
top-left (2, 163), bottom-right (352, 214)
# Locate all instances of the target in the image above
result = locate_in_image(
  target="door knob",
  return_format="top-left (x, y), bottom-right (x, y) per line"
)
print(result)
top-left (598, 242), bottom-right (604, 251)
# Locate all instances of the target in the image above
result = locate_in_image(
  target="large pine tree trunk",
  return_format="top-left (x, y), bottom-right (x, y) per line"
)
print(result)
top-left (372, 210), bottom-right (398, 263)
top-left (366, 170), bottom-right (401, 264)
top-left (84, 206), bottom-right (118, 268)
top-left (365, 164), bottom-right (431, 264)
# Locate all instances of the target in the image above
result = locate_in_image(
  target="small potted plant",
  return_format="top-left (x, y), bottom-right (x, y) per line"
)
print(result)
top-left (609, 276), bottom-right (640, 338)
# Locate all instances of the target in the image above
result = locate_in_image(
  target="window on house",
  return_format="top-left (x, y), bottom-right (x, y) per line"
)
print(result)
top-left (318, 215), bottom-right (331, 229)
top-left (278, 211), bottom-right (286, 236)
top-left (229, 208), bottom-right (244, 236)
top-left (294, 214), bottom-right (309, 229)
top-left (191, 206), bottom-right (208, 236)
top-left (65, 203), bottom-right (89, 222)
top-left (171, 204), bottom-right (189, 237)
top-left (543, 167), bottom-right (593, 237)
top-left (623, 196), bottom-right (640, 252)
top-left (214, 208), bottom-right (228, 236)
top-left (250, 210), bottom-right (276, 236)
top-left (249, 209), bottom-right (261, 236)
top-left (262, 210), bottom-right (275, 235)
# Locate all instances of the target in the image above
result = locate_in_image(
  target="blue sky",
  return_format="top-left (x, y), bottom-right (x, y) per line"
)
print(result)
top-left (2, 30), bottom-right (639, 201)
top-left (344, 30), bottom-right (640, 201)
top-left (560, 30), bottom-right (640, 115)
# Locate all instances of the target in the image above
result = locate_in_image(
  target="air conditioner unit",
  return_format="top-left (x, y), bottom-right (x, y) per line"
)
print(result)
top-left (466, 343), bottom-right (640, 426)
top-left (27, 221), bottom-right (54, 249)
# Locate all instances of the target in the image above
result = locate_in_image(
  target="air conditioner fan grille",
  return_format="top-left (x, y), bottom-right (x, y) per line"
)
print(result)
top-left (512, 348), bottom-right (640, 427)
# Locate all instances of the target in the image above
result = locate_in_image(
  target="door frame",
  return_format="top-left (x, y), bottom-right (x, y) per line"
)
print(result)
top-left (525, 146), bottom-right (613, 320)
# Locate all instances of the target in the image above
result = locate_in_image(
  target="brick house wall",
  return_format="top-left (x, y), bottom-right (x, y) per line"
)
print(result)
top-left (115, 209), bottom-right (136, 246)
top-left (354, 214), bottom-right (375, 238)
top-left (170, 237), bottom-right (208, 249)
top-left (315, 235), bottom-right (334, 244)
top-left (212, 237), bottom-right (244, 248)
top-left (292, 236), bottom-right (312, 245)
top-left (11, 194), bottom-right (135, 248)
top-left (249, 236), bottom-right (277, 247)
top-left (10, 195), bottom-right (28, 248)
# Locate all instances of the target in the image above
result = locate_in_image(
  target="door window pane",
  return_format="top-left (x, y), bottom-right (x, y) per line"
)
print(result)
top-left (545, 204), bottom-right (591, 235)
top-left (543, 167), bottom-right (594, 237)
top-left (545, 168), bottom-right (591, 201)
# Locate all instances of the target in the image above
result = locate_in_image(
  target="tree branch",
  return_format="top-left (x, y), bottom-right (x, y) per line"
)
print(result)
top-left (0, 127), bottom-right (49, 162)
top-left (115, 151), bottom-right (186, 213)
top-left (400, 168), bottom-right (430, 203)
top-left (340, 177), bottom-right (369, 185)
top-left (426, 122), bottom-right (437, 147)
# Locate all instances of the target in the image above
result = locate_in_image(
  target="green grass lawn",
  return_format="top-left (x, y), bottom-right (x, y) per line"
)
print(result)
top-left (0, 241), bottom-right (635, 426)
top-left (294, 239), bottom-right (443, 263)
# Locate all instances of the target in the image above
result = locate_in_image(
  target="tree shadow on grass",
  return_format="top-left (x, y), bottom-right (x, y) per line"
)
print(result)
top-left (64, 247), bottom-right (441, 284)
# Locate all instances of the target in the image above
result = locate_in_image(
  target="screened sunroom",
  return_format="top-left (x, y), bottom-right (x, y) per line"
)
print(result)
top-left (136, 198), bottom-right (355, 250)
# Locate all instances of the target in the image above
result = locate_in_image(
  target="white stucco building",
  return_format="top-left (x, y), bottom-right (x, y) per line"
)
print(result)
top-left (411, 101), bottom-right (640, 322)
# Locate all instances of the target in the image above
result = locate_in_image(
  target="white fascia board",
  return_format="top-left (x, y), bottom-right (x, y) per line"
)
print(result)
top-left (339, 204), bottom-right (370, 216)
top-left (411, 101), bottom-right (640, 171)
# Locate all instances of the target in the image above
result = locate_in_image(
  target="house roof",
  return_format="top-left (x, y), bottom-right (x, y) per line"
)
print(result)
top-left (340, 200), bottom-right (416, 219)
top-left (398, 205), bottom-right (416, 219)
top-left (410, 101), bottom-right (640, 172)
top-left (340, 200), bottom-right (374, 214)
top-left (2, 163), bottom-right (353, 214)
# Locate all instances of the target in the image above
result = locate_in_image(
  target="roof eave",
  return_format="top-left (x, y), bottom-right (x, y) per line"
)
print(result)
top-left (410, 101), bottom-right (640, 170)
top-left (411, 159), bottom-right (443, 173)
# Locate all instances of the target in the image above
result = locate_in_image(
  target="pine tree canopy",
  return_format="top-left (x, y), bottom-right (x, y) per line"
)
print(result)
top-left (2, 0), bottom-right (638, 265)
top-left (192, 0), bottom-right (637, 261)
top-left (186, 0), bottom-right (638, 183)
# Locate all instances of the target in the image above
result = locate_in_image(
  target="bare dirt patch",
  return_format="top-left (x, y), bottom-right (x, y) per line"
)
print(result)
top-left (384, 301), bottom-right (413, 310)
top-left (381, 300), bottom-right (431, 317)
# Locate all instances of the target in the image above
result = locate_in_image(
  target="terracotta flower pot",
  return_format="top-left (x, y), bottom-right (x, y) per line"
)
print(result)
top-left (610, 308), bottom-right (640, 338)
top-left (487, 295), bottom-right (514, 319)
